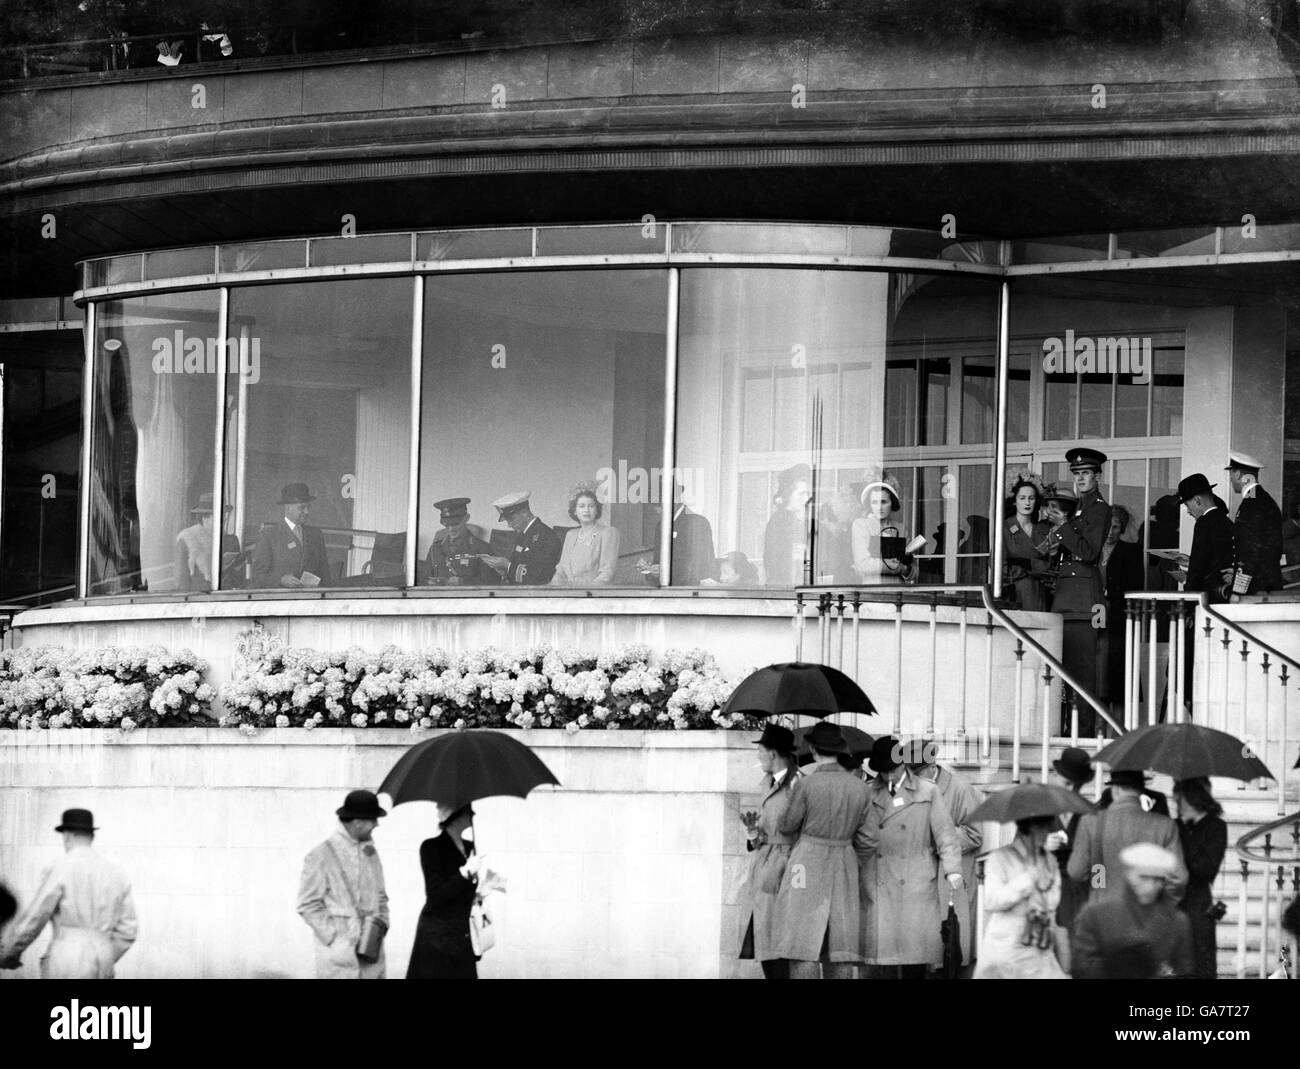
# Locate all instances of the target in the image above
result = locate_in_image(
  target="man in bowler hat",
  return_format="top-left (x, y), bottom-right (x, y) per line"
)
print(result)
top-left (1176, 473), bottom-right (1233, 602)
top-left (1224, 452), bottom-right (1283, 594)
top-left (297, 790), bottom-right (390, 979)
top-left (250, 482), bottom-right (331, 589)
top-left (485, 491), bottom-right (562, 585)
top-left (1067, 769), bottom-right (1186, 912)
top-left (858, 736), bottom-right (963, 978)
top-left (426, 497), bottom-right (496, 585)
top-left (0, 809), bottom-right (138, 978)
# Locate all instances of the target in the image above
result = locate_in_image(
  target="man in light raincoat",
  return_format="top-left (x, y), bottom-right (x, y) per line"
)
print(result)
top-left (297, 789), bottom-right (391, 979)
top-left (773, 722), bottom-right (872, 978)
top-left (859, 737), bottom-right (963, 977)
top-left (0, 808), bottom-right (137, 978)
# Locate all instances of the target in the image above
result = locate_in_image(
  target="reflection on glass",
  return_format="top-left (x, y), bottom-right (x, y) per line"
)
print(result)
top-left (1044, 371), bottom-right (1075, 440)
top-left (226, 279), bottom-right (413, 590)
top-left (1007, 353), bottom-right (1030, 442)
top-left (957, 464), bottom-right (992, 584)
top-left (420, 270), bottom-right (667, 587)
top-left (1, 330), bottom-right (83, 603)
top-left (1079, 373), bottom-right (1111, 438)
top-left (1151, 347), bottom-right (1184, 436)
top-left (961, 355), bottom-right (995, 444)
top-left (89, 293), bottom-right (220, 594)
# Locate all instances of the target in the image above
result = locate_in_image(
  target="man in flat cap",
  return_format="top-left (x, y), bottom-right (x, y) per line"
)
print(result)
top-left (484, 492), bottom-right (562, 585)
top-left (1068, 768), bottom-right (1186, 912)
top-left (426, 497), bottom-right (496, 585)
top-left (1038, 469), bottom-right (1105, 734)
top-left (297, 790), bottom-right (390, 979)
top-left (1224, 452), bottom-right (1283, 595)
top-left (250, 482), bottom-right (331, 589)
top-left (1071, 842), bottom-right (1194, 979)
top-left (857, 736), bottom-right (963, 978)
top-left (773, 722), bottom-right (872, 978)
top-left (0, 808), bottom-right (138, 978)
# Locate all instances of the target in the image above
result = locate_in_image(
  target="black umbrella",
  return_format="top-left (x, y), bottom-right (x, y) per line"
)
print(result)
top-left (940, 899), bottom-right (962, 979)
top-left (379, 729), bottom-right (561, 810)
top-left (793, 724), bottom-right (875, 766)
top-left (967, 783), bottom-right (1096, 824)
top-left (721, 662), bottom-right (876, 720)
top-left (1094, 723), bottom-right (1273, 783)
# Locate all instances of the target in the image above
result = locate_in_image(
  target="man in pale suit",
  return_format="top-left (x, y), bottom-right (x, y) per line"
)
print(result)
top-left (0, 808), bottom-right (138, 978)
top-left (297, 790), bottom-right (390, 979)
top-left (250, 482), bottom-right (331, 588)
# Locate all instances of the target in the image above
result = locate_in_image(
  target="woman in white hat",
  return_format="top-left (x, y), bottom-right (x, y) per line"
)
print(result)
top-left (851, 476), bottom-right (917, 585)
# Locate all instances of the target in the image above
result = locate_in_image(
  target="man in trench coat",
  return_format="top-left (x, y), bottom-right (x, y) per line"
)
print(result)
top-left (858, 737), bottom-right (963, 978)
top-left (773, 722), bottom-right (872, 978)
top-left (904, 742), bottom-right (982, 970)
top-left (0, 809), bottom-right (137, 978)
top-left (297, 790), bottom-right (391, 979)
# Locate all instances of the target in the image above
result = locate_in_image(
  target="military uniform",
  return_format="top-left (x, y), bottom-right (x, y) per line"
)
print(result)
top-left (492, 491), bottom-right (563, 586)
top-left (1040, 449), bottom-right (1109, 735)
top-left (425, 497), bottom-right (496, 585)
top-left (1226, 454), bottom-right (1283, 594)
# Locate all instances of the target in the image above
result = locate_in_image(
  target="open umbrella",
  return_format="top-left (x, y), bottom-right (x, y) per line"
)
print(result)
top-left (1094, 723), bottom-right (1273, 783)
top-left (379, 729), bottom-right (560, 810)
top-left (721, 662), bottom-right (876, 720)
top-left (967, 783), bottom-right (1096, 824)
top-left (793, 724), bottom-right (875, 765)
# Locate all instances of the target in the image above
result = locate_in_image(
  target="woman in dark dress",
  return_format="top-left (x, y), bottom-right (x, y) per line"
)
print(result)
top-left (407, 803), bottom-right (480, 979)
top-left (1173, 777), bottom-right (1228, 979)
top-left (763, 463), bottom-right (811, 586)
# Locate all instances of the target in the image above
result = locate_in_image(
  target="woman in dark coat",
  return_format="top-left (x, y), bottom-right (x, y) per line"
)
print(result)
top-left (407, 804), bottom-right (480, 979)
top-left (1172, 777), bottom-right (1227, 979)
top-left (1004, 475), bottom-right (1050, 610)
top-left (763, 463), bottom-right (811, 586)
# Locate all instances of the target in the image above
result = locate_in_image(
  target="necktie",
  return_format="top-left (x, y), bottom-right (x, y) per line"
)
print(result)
top-left (889, 781), bottom-right (896, 797)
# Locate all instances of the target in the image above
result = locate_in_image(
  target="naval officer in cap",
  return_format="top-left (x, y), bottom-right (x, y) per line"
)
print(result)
top-left (1224, 451), bottom-right (1283, 594)
top-left (485, 491), bottom-right (562, 585)
top-left (1037, 448), bottom-right (1109, 734)
top-left (426, 497), bottom-right (496, 585)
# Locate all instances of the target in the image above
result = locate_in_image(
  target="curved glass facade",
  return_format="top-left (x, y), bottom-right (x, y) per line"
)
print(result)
top-left (11, 221), bottom-right (1285, 600)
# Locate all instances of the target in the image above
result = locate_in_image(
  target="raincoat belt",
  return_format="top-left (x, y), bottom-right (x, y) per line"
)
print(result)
top-left (799, 834), bottom-right (851, 847)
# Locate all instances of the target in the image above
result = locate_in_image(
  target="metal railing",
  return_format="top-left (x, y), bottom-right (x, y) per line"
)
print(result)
top-left (792, 584), bottom-right (1119, 783)
top-left (1234, 812), bottom-right (1300, 979)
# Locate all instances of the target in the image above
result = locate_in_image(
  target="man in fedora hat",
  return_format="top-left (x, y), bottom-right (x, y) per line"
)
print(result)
top-left (0, 809), bottom-right (138, 978)
top-left (857, 736), bottom-right (963, 978)
top-left (1224, 452), bottom-right (1283, 594)
top-left (773, 721), bottom-right (872, 978)
top-left (1047, 747), bottom-right (1094, 930)
top-left (251, 483), bottom-right (332, 589)
top-left (297, 789), bottom-right (391, 979)
top-left (1071, 842), bottom-right (1194, 979)
top-left (1067, 769), bottom-right (1185, 912)
top-left (426, 497), bottom-right (496, 585)
top-left (174, 492), bottom-right (244, 592)
top-left (483, 491), bottom-right (562, 585)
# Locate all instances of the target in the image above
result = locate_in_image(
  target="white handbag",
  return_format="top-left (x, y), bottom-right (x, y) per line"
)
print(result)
top-left (469, 899), bottom-right (495, 957)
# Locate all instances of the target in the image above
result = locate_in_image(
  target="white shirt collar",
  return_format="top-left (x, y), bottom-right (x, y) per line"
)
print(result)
top-left (284, 516), bottom-right (299, 532)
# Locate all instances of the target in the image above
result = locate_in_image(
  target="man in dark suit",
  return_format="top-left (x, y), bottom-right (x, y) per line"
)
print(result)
top-left (1176, 473), bottom-right (1233, 603)
top-left (426, 497), bottom-right (496, 585)
top-left (485, 491), bottom-right (561, 585)
top-left (646, 482), bottom-right (717, 585)
top-left (250, 483), bottom-right (331, 588)
top-left (1224, 451), bottom-right (1283, 594)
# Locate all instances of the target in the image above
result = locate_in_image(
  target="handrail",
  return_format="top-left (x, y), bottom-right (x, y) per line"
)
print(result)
top-left (1236, 810), bottom-right (1300, 864)
top-left (979, 583), bottom-right (1122, 736)
top-left (1199, 591), bottom-right (1300, 678)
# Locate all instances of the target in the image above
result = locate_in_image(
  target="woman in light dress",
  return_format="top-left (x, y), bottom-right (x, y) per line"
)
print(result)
top-left (851, 477), bottom-right (917, 584)
top-left (552, 486), bottom-right (620, 585)
top-left (974, 815), bottom-right (1070, 979)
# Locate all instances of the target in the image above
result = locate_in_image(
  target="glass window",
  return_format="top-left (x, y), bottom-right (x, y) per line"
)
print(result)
top-left (225, 279), bottom-right (414, 590)
top-left (89, 293), bottom-right (220, 595)
top-left (144, 247), bottom-right (216, 281)
top-left (417, 229), bottom-right (532, 262)
top-left (220, 241), bottom-right (307, 273)
top-left (1007, 352), bottom-right (1030, 443)
top-left (961, 355), bottom-right (995, 444)
top-left (419, 270), bottom-right (667, 588)
top-left (1, 329), bottom-right (83, 604)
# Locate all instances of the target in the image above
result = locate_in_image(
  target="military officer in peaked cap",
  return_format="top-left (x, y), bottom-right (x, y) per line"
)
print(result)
top-left (486, 491), bottom-right (563, 585)
top-left (1038, 448), bottom-right (1110, 735)
top-left (426, 497), bottom-right (496, 585)
top-left (1223, 451), bottom-right (1283, 595)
